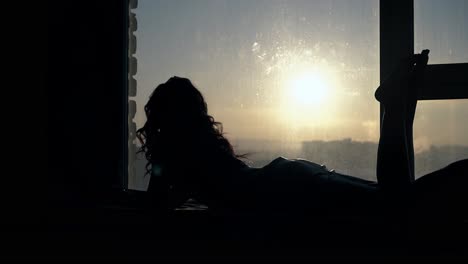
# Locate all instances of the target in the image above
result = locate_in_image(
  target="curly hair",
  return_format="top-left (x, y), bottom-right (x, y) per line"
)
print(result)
top-left (136, 77), bottom-right (243, 176)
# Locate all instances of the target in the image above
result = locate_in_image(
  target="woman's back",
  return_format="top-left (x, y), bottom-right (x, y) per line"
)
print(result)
top-left (200, 157), bottom-right (378, 212)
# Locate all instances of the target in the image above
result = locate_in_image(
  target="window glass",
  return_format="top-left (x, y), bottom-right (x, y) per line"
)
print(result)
top-left (130, 0), bottom-right (380, 190)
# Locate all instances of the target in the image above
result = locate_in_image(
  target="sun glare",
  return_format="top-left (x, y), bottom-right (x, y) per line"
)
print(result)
top-left (287, 71), bottom-right (330, 108)
top-left (276, 67), bottom-right (336, 126)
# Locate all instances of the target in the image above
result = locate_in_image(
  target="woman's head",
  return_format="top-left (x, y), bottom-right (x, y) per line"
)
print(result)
top-left (137, 77), bottom-right (240, 175)
top-left (143, 77), bottom-right (208, 133)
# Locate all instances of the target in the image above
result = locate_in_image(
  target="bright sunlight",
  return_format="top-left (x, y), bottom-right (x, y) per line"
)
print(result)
top-left (287, 71), bottom-right (330, 107)
top-left (277, 67), bottom-right (337, 127)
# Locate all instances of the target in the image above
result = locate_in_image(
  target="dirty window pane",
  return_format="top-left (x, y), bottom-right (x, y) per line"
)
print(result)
top-left (415, 0), bottom-right (468, 64)
top-left (413, 0), bottom-right (468, 178)
top-left (130, 0), bottom-right (380, 190)
top-left (414, 101), bottom-right (468, 178)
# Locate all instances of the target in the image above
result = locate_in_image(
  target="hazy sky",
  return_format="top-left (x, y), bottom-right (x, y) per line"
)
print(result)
top-left (133, 0), bottom-right (467, 150)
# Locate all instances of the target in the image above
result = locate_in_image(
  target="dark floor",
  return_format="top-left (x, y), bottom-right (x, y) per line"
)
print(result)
top-left (12, 200), bottom-right (467, 261)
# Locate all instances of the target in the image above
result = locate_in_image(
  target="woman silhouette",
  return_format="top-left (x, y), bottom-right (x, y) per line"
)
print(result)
top-left (137, 50), bottom-right (467, 212)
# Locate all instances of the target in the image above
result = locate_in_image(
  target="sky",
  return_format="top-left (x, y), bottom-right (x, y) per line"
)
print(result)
top-left (133, 0), bottom-right (467, 150)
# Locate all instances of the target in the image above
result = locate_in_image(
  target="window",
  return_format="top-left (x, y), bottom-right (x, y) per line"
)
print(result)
top-left (415, 0), bottom-right (468, 64)
top-left (414, 100), bottom-right (468, 177)
top-left (126, 0), bottom-right (468, 190)
top-left (128, 0), bottom-right (380, 190)
top-left (413, 0), bottom-right (468, 178)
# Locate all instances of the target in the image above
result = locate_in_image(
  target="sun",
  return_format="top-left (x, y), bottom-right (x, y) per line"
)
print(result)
top-left (287, 71), bottom-right (330, 108)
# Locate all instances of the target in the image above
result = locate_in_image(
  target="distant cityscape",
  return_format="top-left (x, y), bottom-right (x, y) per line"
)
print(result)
top-left (129, 138), bottom-right (468, 191)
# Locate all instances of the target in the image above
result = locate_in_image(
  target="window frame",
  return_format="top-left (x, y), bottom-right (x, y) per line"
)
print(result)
top-left (380, 0), bottom-right (468, 182)
top-left (380, 0), bottom-right (468, 101)
top-left (126, 0), bottom-right (138, 191)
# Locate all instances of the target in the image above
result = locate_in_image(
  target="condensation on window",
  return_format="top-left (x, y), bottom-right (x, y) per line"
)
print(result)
top-left (414, 100), bottom-right (468, 178)
top-left (415, 0), bottom-right (468, 64)
top-left (129, 0), bottom-right (382, 190)
top-left (413, 0), bottom-right (468, 178)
